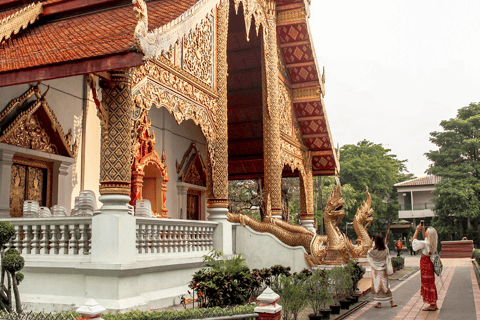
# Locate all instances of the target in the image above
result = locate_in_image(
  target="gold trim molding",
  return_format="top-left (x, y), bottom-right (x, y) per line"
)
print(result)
top-left (0, 2), bottom-right (43, 43)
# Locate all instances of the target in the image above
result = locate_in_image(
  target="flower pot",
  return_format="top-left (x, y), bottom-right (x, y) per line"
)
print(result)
top-left (320, 309), bottom-right (331, 319)
top-left (339, 299), bottom-right (350, 310)
top-left (349, 295), bottom-right (359, 303)
top-left (308, 314), bottom-right (323, 320)
top-left (330, 304), bottom-right (341, 314)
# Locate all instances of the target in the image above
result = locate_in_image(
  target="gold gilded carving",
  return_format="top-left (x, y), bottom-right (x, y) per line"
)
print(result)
top-left (134, 80), bottom-right (216, 168)
top-left (292, 86), bottom-right (321, 102)
top-left (9, 156), bottom-right (53, 217)
top-left (182, 14), bottom-right (214, 87)
top-left (131, 113), bottom-right (169, 217)
top-left (233, 0), bottom-right (267, 41)
top-left (0, 2), bottom-right (43, 43)
top-left (0, 84), bottom-right (38, 123)
top-left (208, 0), bottom-right (229, 202)
top-left (0, 111), bottom-right (57, 154)
top-left (0, 85), bottom-right (77, 157)
top-left (262, 0), bottom-right (282, 214)
top-left (277, 8), bottom-right (306, 24)
top-left (176, 142), bottom-right (199, 174)
top-left (27, 166), bottom-right (43, 204)
top-left (345, 187), bottom-right (374, 258)
top-left (99, 71), bottom-right (133, 196)
top-left (278, 82), bottom-right (293, 137)
top-left (132, 61), bottom-right (217, 112)
top-left (87, 74), bottom-right (110, 141)
top-left (9, 165), bottom-right (25, 218)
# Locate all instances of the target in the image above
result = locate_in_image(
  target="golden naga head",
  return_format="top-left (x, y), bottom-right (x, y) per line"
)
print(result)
top-left (325, 177), bottom-right (345, 214)
top-left (356, 186), bottom-right (374, 224)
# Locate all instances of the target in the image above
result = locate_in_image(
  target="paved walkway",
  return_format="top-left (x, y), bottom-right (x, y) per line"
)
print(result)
top-left (346, 256), bottom-right (480, 320)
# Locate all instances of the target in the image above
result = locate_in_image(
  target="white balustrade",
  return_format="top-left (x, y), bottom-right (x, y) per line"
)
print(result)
top-left (136, 217), bottom-right (217, 255)
top-left (3, 217), bottom-right (92, 256)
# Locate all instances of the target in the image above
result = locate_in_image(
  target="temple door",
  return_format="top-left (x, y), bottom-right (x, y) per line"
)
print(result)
top-left (9, 162), bottom-right (49, 217)
top-left (187, 189), bottom-right (201, 220)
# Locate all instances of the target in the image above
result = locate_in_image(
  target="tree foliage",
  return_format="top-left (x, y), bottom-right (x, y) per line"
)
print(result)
top-left (426, 102), bottom-right (480, 244)
top-left (339, 140), bottom-right (413, 233)
top-left (0, 222), bottom-right (23, 313)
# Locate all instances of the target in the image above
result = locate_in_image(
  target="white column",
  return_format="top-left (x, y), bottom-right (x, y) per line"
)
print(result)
top-left (53, 161), bottom-right (73, 209)
top-left (207, 207), bottom-right (232, 255)
top-left (0, 150), bottom-right (15, 218)
top-left (91, 195), bottom-right (136, 264)
top-left (177, 183), bottom-right (190, 220)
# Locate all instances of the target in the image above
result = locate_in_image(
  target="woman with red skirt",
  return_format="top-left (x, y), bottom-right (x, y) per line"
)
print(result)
top-left (411, 223), bottom-right (438, 311)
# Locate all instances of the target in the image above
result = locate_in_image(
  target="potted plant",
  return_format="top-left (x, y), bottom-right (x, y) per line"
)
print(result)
top-left (304, 269), bottom-right (332, 320)
top-left (271, 273), bottom-right (307, 320)
top-left (330, 266), bottom-right (352, 310)
top-left (346, 259), bottom-right (365, 303)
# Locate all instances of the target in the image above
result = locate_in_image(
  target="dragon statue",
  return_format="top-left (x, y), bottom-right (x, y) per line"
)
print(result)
top-left (345, 187), bottom-right (374, 258)
top-left (227, 177), bottom-right (375, 267)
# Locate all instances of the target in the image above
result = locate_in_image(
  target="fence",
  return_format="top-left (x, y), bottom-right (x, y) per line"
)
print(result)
top-left (5, 217), bottom-right (92, 256)
top-left (135, 217), bottom-right (217, 254)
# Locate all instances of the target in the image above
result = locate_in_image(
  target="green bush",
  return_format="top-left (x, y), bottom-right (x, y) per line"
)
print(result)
top-left (0, 222), bottom-right (15, 246)
top-left (271, 274), bottom-right (307, 320)
top-left (189, 251), bottom-right (260, 308)
top-left (472, 249), bottom-right (480, 259)
top-left (0, 305), bottom-right (257, 320)
top-left (476, 254), bottom-right (480, 265)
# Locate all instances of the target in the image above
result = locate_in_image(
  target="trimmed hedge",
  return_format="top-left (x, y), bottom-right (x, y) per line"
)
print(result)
top-left (0, 305), bottom-right (256, 320)
top-left (474, 249), bottom-right (480, 265)
top-left (391, 257), bottom-right (405, 269)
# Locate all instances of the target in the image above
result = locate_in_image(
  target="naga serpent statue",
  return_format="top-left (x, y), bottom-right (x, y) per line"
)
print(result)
top-left (227, 177), bottom-right (374, 267)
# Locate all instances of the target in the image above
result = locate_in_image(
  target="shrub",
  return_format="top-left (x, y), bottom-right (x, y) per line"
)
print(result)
top-left (0, 222), bottom-right (23, 313)
top-left (472, 249), bottom-right (480, 260)
top-left (329, 266), bottom-right (352, 305)
top-left (271, 274), bottom-right (307, 320)
top-left (303, 269), bottom-right (331, 315)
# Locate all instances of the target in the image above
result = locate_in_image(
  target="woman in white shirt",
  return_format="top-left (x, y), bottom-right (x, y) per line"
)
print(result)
top-left (367, 235), bottom-right (397, 309)
top-left (411, 224), bottom-right (438, 311)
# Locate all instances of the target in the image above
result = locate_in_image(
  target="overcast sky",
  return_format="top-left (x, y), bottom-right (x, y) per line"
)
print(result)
top-left (308, 1), bottom-right (480, 177)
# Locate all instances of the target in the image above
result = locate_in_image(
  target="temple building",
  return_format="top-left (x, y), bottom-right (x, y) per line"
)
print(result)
top-left (0, 0), bottom-right (339, 312)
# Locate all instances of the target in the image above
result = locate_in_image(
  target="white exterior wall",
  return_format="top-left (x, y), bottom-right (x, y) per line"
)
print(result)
top-left (234, 225), bottom-right (309, 273)
top-left (148, 107), bottom-right (207, 219)
top-left (396, 185), bottom-right (436, 219)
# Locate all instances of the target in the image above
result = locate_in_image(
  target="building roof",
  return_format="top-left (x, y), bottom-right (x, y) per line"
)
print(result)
top-left (0, 0), bottom-right (198, 86)
top-left (394, 175), bottom-right (441, 187)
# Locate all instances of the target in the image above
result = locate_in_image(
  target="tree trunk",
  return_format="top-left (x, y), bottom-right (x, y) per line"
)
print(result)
top-left (257, 178), bottom-right (265, 221)
top-left (11, 272), bottom-right (21, 314)
top-left (6, 273), bottom-right (11, 313)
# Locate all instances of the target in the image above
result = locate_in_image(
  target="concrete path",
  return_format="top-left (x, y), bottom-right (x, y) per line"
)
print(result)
top-left (345, 256), bottom-right (480, 320)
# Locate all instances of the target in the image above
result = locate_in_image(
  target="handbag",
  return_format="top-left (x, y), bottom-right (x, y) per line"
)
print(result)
top-left (430, 253), bottom-right (443, 276)
top-left (386, 255), bottom-right (394, 275)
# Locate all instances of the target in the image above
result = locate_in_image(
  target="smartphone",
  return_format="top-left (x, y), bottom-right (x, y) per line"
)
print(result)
top-left (420, 220), bottom-right (424, 226)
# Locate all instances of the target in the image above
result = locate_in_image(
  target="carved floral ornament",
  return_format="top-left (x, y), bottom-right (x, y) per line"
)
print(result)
top-left (132, 79), bottom-right (216, 169)
top-left (132, 0), bottom-right (270, 56)
top-left (0, 84), bottom-right (78, 157)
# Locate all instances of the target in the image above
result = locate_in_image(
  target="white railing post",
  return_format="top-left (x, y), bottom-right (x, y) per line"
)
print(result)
top-left (91, 195), bottom-right (136, 264)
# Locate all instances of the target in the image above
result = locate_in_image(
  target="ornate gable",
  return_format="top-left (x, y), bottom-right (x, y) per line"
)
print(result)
top-left (176, 143), bottom-right (206, 187)
top-left (0, 84), bottom-right (77, 157)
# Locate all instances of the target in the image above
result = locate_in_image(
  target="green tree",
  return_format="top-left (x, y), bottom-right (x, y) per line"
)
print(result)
top-left (339, 140), bottom-right (413, 234)
top-left (426, 102), bottom-right (480, 244)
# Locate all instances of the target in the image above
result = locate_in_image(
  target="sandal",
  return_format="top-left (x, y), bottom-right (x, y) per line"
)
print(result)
top-left (391, 304), bottom-right (397, 307)
top-left (422, 307), bottom-right (437, 311)
top-left (375, 304), bottom-right (381, 309)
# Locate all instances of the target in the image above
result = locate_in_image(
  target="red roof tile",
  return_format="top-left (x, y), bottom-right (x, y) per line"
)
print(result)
top-left (394, 175), bottom-right (442, 187)
top-left (0, 0), bottom-right (198, 73)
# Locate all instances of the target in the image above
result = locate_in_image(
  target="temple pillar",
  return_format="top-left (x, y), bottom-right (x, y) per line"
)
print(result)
top-left (91, 70), bottom-right (136, 264)
top-left (263, 1), bottom-right (282, 219)
top-left (0, 150), bottom-right (15, 218)
top-left (207, 0), bottom-right (231, 254)
top-left (130, 170), bottom-right (144, 206)
top-left (300, 160), bottom-right (315, 232)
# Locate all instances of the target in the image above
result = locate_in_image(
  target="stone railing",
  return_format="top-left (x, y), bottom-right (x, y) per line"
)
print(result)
top-left (136, 217), bottom-right (218, 254)
top-left (3, 217), bottom-right (92, 256)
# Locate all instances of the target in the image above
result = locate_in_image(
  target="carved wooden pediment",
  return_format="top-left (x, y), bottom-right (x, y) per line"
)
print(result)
top-left (0, 84), bottom-right (77, 157)
top-left (177, 143), bottom-right (206, 187)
